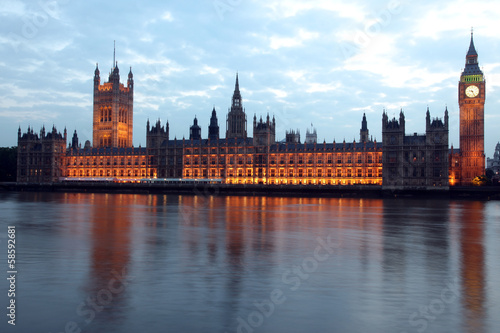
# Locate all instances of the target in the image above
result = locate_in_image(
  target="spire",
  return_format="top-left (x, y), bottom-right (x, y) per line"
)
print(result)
top-left (467, 28), bottom-right (478, 58)
top-left (462, 29), bottom-right (482, 77)
top-left (232, 72), bottom-right (242, 108)
top-left (113, 40), bottom-right (116, 70)
top-left (361, 113), bottom-right (367, 131)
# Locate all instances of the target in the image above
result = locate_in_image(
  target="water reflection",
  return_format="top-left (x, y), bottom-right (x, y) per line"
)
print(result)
top-left (460, 201), bottom-right (486, 333)
top-left (63, 193), bottom-right (135, 332)
top-left (1, 193), bottom-right (498, 333)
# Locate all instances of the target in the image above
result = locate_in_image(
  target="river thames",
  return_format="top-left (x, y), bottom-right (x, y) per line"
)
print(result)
top-left (1, 192), bottom-right (499, 333)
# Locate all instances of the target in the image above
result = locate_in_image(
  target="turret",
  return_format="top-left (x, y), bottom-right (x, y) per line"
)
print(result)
top-left (360, 113), bottom-right (369, 143)
top-left (94, 63), bottom-right (100, 90)
top-left (208, 107), bottom-right (219, 141)
top-left (128, 67), bottom-right (134, 90)
top-left (72, 130), bottom-right (79, 150)
top-left (399, 109), bottom-right (405, 133)
top-left (190, 116), bottom-right (201, 140)
top-left (444, 106), bottom-right (449, 128)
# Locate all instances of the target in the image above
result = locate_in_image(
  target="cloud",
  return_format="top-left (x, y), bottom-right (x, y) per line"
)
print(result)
top-left (161, 11), bottom-right (174, 22)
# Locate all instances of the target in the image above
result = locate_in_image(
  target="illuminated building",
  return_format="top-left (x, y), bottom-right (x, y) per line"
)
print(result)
top-left (457, 31), bottom-right (486, 184)
top-left (182, 77), bottom-right (383, 185)
top-left (16, 34), bottom-right (488, 188)
top-left (93, 46), bottom-right (134, 148)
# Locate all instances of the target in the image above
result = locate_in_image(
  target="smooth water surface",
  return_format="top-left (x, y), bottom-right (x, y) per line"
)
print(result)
top-left (1, 192), bottom-right (499, 333)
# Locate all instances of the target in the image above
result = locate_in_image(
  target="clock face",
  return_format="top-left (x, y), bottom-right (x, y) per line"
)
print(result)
top-left (465, 85), bottom-right (479, 98)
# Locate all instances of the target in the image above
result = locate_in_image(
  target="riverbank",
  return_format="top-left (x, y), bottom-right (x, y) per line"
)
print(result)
top-left (1, 182), bottom-right (500, 200)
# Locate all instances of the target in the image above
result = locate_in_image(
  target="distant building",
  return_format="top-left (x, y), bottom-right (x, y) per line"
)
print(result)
top-left (487, 142), bottom-right (500, 176)
top-left (286, 129), bottom-right (300, 144)
top-left (305, 125), bottom-right (317, 144)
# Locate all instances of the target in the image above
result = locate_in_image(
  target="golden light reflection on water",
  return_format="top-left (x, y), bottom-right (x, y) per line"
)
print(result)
top-left (460, 201), bottom-right (486, 333)
top-left (18, 192), bottom-right (491, 332)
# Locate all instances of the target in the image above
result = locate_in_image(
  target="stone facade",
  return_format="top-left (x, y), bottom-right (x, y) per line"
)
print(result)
top-left (382, 109), bottom-right (449, 189)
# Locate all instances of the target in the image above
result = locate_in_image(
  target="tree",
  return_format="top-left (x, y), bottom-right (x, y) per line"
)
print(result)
top-left (472, 175), bottom-right (491, 186)
top-left (485, 168), bottom-right (494, 180)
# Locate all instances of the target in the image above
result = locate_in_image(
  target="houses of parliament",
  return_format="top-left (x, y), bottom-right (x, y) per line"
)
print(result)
top-left (17, 34), bottom-right (487, 188)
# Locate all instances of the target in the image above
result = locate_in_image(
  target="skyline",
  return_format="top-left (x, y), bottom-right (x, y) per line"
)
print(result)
top-left (1, 0), bottom-right (500, 158)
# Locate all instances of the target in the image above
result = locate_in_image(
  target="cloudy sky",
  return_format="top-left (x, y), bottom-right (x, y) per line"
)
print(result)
top-left (1, 0), bottom-right (500, 157)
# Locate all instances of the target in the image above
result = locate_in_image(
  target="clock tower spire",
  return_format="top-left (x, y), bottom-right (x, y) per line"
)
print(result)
top-left (458, 30), bottom-right (485, 185)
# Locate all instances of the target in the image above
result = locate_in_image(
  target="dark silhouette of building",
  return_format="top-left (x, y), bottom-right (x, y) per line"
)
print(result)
top-left (360, 113), bottom-right (369, 143)
top-left (17, 125), bottom-right (66, 182)
top-left (226, 74), bottom-right (247, 139)
top-left (208, 107), bottom-right (220, 141)
top-left (189, 116), bottom-right (202, 141)
top-left (382, 107), bottom-right (449, 189)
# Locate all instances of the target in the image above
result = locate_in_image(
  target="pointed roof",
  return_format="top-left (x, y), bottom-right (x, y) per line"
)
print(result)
top-left (232, 73), bottom-right (241, 101)
top-left (467, 30), bottom-right (478, 58)
top-left (462, 30), bottom-right (483, 77)
top-left (361, 113), bottom-right (367, 131)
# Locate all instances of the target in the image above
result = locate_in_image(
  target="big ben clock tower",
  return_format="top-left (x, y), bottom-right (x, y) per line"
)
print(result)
top-left (459, 31), bottom-right (486, 185)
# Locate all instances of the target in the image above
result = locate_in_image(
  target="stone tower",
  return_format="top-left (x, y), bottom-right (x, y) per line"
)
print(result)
top-left (93, 46), bottom-right (134, 148)
top-left (208, 107), bottom-right (219, 141)
top-left (459, 31), bottom-right (486, 184)
top-left (189, 116), bottom-right (201, 140)
top-left (253, 114), bottom-right (276, 146)
top-left (226, 73), bottom-right (247, 139)
top-left (360, 113), bottom-right (369, 143)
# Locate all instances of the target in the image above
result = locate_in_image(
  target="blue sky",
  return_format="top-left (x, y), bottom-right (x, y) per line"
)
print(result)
top-left (1, 0), bottom-right (499, 157)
